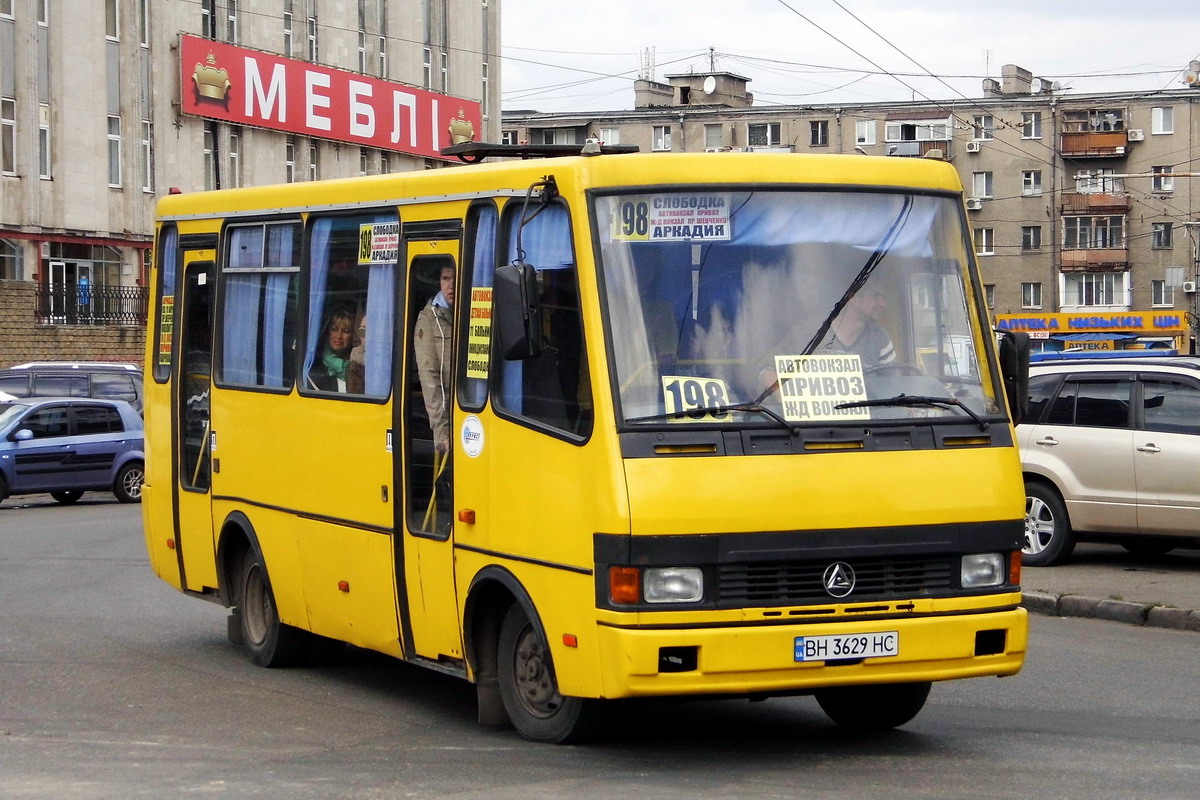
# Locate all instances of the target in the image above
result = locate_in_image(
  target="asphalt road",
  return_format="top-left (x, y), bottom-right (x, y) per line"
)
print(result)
top-left (2, 495), bottom-right (1199, 799)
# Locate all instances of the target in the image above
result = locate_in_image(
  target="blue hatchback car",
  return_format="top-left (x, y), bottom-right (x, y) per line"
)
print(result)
top-left (0, 397), bottom-right (145, 505)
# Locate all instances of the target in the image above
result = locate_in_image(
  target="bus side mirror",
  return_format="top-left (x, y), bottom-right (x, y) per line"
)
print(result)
top-left (494, 262), bottom-right (544, 360)
top-left (998, 331), bottom-right (1030, 424)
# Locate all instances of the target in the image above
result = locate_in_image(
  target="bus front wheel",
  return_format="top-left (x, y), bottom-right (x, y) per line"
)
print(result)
top-left (496, 604), bottom-right (596, 744)
top-left (239, 550), bottom-right (312, 668)
top-left (815, 681), bottom-right (931, 730)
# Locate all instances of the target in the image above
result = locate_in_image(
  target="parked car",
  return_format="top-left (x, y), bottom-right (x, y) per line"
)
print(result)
top-left (0, 397), bottom-right (145, 505)
top-left (0, 362), bottom-right (143, 414)
top-left (1019, 355), bottom-right (1200, 565)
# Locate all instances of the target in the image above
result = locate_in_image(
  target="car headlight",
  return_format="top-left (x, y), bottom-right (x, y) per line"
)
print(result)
top-left (643, 567), bottom-right (704, 604)
top-left (961, 553), bottom-right (1005, 588)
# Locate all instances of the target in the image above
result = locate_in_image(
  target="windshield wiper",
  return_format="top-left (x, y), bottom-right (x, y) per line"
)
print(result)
top-left (626, 401), bottom-right (800, 434)
top-left (835, 394), bottom-right (989, 431)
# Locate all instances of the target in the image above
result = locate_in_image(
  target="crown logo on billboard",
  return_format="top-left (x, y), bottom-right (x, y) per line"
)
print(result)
top-left (448, 108), bottom-right (475, 144)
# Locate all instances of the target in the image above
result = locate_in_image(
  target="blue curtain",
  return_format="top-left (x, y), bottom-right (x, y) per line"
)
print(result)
top-left (462, 204), bottom-right (497, 408)
top-left (302, 220), bottom-right (334, 387)
top-left (222, 226), bottom-right (265, 385)
top-left (364, 263), bottom-right (393, 396)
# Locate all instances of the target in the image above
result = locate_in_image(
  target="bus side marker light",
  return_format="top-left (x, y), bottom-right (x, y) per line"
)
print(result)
top-left (458, 508), bottom-right (476, 524)
top-left (338, 581), bottom-right (350, 592)
top-left (166, 539), bottom-right (176, 550)
top-left (609, 566), bottom-right (641, 605)
top-left (562, 634), bottom-right (578, 648)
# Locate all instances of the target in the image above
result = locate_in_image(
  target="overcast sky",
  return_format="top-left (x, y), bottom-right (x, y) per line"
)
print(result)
top-left (500, 0), bottom-right (1200, 113)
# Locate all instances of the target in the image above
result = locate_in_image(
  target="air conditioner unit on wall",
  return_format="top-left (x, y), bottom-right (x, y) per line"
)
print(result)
top-left (1127, 129), bottom-right (1145, 141)
top-left (965, 140), bottom-right (982, 153)
top-left (965, 198), bottom-right (983, 211)
top-left (1183, 281), bottom-right (1197, 293)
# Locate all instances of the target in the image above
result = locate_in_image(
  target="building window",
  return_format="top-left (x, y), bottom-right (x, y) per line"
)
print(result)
top-left (1152, 222), bottom-right (1173, 249)
top-left (1151, 280), bottom-right (1173, 306)
top-left (306, 1), bottom-right (318, 61)
top-left (1075, 169), bottom-right (1121, 194)
top-left (228, 130), bottom-right (241, 188)
top-left (885, 120), bottom-right (949, 142)
top-left (1152, 166), bottom-right (1174, 193)
top-left (359, 147), bottom-right (368, 176)
top-left (599, 127), bottom-right (619, 145)
top-left (308, 140), bottom-right (319, 181)
top-left (378, 36), bottom-right (388, 76)
top-left (140, 119), bottom-right (152, 191)
top-left (652, 125), bottom-right (672, 151)
top-left (972, 171), bottom-right (993, 198)
top-left (226, 0), bottom-right (239, 43)
top-left (1021, 226), bottom-right (1042, 251)
top-left (1021, 282), bottom-right (1042, 309)
top-left (202, 121), bottom-right (216, 190)
top-left (38, 105), bottom-right (51, 179)
top-left (747, 122), bottom-right (781, 147)
top-left (500, 129), bottom-right (517, 145)
top-left (973, 227), bottom-right (994, 255)
top-left (1064, 216), bottom-right (1123, 249)
top-left (1022, 169), bottom-right (1042, 196)
top-left (357, 31), bottom-right (367, 73)
top-left (0, 0), bottom-right (12, 18)
top-left (809, 120), bottom-right (829, 147)
top-left (283, 0), bottom-right (293, 56)
top-left (285, 136), bottom-right (296, 182)
top-left (972, 115), bottom-right (994, 140)
top-left (137, 0), bottom-right (147, 45)
top-left (984, 284), bottom-right (995, 309)
top-left (105, 0), bottom-right (119, 39)
top-left (1021, 112), bottom-right (1042, 139)
top-left (703, 124), bottom-right (721, 149)
top-left (379, 152), bottom-right (389, 174)
top-left (1, 97), bottom-right (14, 174)
top-left (855, 119), bottom-right (876, 146)
top-left (1151, 106), bottom-right (1173, 135)
top-left (107, 114), bottom-right (122, 187)
top-left (0, 238), bottom-right (23, 280)
top-left (423, 47), bottom-right (431, 89)
top-left (1066, 272), bottom-right (1121, 306)
top-left (441, 51), bottom-right (448, 92)
top-left (1062, 108), bottom-right (1126, 133)
top-left (200, 0), bottom-right (214, 39)
top-left (482, 61), bottom-right (489, 120)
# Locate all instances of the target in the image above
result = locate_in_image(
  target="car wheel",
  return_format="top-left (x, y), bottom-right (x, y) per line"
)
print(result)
top-left (0, 474), bottom-right (8, 504)
top-left (1120, 538), bottom-right (1176, 558)
top-left (238, 549), bottom-right (314, 668)
top-left (51, 490), bottom-right (85, 505)
top-left (815, 681), bottom-right (931, 730)
top-left (496, 603), bottom-right (598, 744)
top-left (113, 461), bottom-right (144, 504)
top-left (1023, 481), bottom-right (1075, 567)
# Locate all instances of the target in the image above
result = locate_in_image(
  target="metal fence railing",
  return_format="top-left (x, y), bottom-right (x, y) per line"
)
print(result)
top-left (35, 284), bottom-right (149, 326)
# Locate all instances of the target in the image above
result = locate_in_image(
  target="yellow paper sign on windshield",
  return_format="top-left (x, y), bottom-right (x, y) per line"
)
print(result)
top-left (465, 287), bottom-right (493, 379)
top-left (774, 355), bottom-right (870, 422)
top-left (357, 221), bottom-right (400, 265)
top-left (661, 375), bottom-right (730, 422)
top-left (612, 194), bottom-right (732, 242)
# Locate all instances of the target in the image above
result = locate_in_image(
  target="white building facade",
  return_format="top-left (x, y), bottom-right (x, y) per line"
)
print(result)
top-left (0, 0), bottom-right (498, 311)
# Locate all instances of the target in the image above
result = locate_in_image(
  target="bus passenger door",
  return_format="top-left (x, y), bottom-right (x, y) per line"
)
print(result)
top-left (173, 255), bottom-right (219, 592)
top-left (400, 243), bottom-right (462, 663)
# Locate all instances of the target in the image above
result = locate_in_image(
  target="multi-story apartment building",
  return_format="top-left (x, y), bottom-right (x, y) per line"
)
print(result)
top-left (0, 1), bottom-right (497, 315)
top-left (504, 65), bottom-right (1200, 352)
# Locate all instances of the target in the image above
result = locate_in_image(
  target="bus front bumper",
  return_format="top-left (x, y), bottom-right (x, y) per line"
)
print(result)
top-left (592, 607), bottom-right (1027, 699)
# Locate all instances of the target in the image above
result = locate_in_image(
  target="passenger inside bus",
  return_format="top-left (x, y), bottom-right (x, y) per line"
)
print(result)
top-left (307, 305), bottom-right (355, 392)
top-left (346, 311), bottom-right (367, 394)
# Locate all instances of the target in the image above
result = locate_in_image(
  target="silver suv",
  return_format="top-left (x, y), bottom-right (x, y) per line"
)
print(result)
top-left (1019, 355), bottom-right (1200, 565)
top-left (0, 362), bottom-right (142, 414)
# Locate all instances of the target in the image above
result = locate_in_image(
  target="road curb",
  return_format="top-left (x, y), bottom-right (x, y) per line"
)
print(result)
top-left (1022, 591), bottom-right (1200, 632)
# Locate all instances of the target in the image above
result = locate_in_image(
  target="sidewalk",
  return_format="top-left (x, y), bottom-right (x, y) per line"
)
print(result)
top-left (1020, 541), bottom-right (1200, 631)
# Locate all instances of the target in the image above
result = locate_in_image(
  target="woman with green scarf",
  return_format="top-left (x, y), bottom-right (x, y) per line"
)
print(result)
top-left (308, 306), bottom-right (355, 392)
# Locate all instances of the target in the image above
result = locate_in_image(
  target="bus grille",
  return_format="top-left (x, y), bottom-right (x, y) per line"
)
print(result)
top-left (717, 555), bottom-right (955, 606)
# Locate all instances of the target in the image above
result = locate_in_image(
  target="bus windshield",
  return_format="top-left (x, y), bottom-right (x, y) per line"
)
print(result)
top-left (595, 189), bottom-right (1001, 427)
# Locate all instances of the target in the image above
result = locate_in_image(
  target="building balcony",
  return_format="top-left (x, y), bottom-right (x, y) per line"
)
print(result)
top-left (1059, 248), bottom-right (1128, 272)
top-left (886, 140), bottom-right (952, 158)
top-left (1059, 192), bottom-right (1131, 214)
top-left (1059, 131), bottom-right (1130, 158)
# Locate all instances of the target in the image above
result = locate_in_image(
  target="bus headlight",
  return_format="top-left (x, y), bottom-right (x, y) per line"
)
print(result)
top-left (643, 567), bottom-right (704, 604)
top-left (961, 553), bottom-right (1005, 588)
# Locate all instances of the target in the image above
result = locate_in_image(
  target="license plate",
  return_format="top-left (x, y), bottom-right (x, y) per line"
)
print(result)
top-left (794, 631), bottom-right (899, 662)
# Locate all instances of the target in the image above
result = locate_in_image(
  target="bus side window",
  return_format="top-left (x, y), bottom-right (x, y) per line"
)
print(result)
top-left (302, 213), bottom-right (396, 397)
top-left (458, 202), bottom-right (498, 411)
top-left (495, 202), bottom-right (593, 438)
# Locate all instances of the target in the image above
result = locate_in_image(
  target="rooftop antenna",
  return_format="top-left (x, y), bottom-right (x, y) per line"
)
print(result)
top-left (709, 46), bottom-right (716, 72)
top-left (639, 47), bottom-right (656, 82)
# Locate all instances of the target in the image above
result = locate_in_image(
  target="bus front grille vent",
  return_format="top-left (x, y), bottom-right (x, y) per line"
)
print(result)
top-left (717, 555), bottom-right (954, 606)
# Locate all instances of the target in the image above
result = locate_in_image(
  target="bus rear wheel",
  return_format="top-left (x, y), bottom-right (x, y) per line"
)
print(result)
top-left (497, 604), bottom-right (596, 744)
top-left (815, 681), bottom-right (931, 731)
top-left (239, 550), bottom-right (313, 668)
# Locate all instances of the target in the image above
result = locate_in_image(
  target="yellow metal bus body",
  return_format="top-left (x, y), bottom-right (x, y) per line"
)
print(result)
top-left (143, 150), bottom-right (1027, 742)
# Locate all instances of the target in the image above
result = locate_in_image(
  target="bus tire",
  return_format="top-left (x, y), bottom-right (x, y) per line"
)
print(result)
top-left (239, 550), bottom-right (312, 668)
top-left (496, 603), bottom-right (596, 744)
top-left (1023, 481), bottom-right (1074, 567)
top-left (815, 681), bottom-right (931, 731)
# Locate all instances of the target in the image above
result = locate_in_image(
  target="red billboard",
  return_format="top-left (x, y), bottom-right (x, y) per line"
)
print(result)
top-left (179, 34), bottom-right (481, 161)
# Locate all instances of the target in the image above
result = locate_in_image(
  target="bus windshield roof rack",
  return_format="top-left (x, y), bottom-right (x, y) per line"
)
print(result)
top-left (441, 141), bottom-right (640, 163)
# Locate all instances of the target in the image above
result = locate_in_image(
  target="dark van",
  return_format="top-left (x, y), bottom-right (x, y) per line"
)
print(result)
top-left (0, 362), bottom-right (143, 415)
